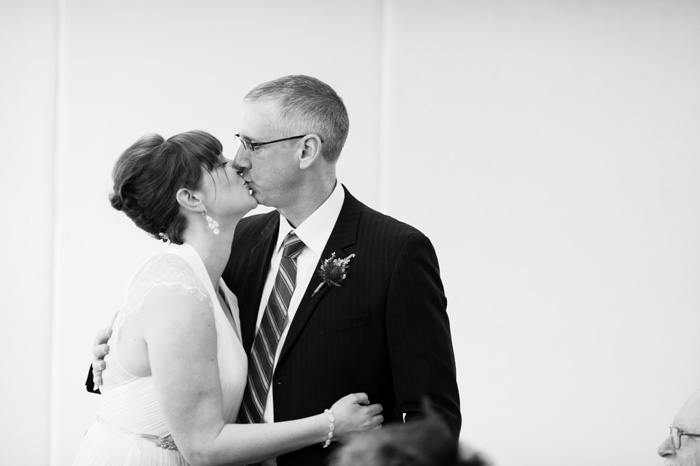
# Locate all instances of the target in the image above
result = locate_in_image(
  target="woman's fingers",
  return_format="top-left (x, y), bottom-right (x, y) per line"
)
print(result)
top-left (351, 392), bottom-right (369, 405)
top-left (365, 403), bottom-right (383, 415)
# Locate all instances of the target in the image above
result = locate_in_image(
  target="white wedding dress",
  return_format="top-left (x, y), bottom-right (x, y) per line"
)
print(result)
top-left (73, 243), bottom-right (247, 466)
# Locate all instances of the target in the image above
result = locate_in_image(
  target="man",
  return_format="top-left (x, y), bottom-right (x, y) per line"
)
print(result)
top-left (89, 75), bottom-right (460, 466)
top-left (658, 389), bottom-right (700, 465)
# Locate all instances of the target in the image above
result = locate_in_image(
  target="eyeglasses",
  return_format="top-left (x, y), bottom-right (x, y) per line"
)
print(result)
top-left (235, 134), bottom-right (322, 152)
top-left (669, 426), bottom-right (700, 449)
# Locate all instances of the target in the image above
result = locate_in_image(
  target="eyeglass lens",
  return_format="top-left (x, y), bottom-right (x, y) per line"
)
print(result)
top-left (671, 427), bottom-right (681, 449)
top-left (235, 135), bottom-right (252, 151)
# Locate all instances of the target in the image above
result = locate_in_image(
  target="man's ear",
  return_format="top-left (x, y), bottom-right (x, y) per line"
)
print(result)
top-left (298, 134), bottom-right (323, 170)
top-left (176, 188), bottom-right (204, 213)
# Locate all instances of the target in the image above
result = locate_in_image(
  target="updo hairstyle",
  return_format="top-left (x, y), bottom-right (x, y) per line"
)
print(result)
top-left (109, 130), bottom-right (223, 244)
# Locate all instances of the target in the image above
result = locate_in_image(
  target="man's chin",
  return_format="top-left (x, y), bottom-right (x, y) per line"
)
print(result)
top-left (252, 193), bottom-right (270, 207)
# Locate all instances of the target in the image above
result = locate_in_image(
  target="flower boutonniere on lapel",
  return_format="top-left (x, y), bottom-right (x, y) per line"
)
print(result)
top-left (311, 252), bottom-right (356, 297)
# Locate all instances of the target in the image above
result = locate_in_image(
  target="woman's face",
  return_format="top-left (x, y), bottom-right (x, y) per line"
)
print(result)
top-left (201, 154), bottom-right (258, 221)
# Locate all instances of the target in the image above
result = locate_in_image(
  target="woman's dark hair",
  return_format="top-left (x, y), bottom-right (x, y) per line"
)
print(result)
top-left (109, 130), bottom-right (223, 244)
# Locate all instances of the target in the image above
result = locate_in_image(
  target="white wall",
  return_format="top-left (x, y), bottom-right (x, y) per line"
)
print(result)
top-left (383, 1), bottom-right (700, 465)
top-left (1, 1), bottom-right (698, 465)
top-left (0, 0), bottom-right (56, 464)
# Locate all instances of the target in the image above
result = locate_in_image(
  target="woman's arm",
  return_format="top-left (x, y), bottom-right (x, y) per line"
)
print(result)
top-left (142, 288), bottom-right (381, 466)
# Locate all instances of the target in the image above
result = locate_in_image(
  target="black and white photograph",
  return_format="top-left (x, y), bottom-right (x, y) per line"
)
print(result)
top-left (1, 1), bottom-right (699, 465)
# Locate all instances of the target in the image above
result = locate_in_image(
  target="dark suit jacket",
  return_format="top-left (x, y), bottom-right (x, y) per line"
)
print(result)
top-left (223, 186), bottom-right (461, 466)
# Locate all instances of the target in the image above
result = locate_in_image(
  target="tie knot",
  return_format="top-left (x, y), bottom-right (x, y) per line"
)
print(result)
top-left (282, 232), bottom-right (305, 259)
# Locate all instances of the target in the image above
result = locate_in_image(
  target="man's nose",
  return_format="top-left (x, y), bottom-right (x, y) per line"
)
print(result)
top-left (232, 145), bottom-right (248, 171)
top-left (658, 435), bottom-right (675, 458)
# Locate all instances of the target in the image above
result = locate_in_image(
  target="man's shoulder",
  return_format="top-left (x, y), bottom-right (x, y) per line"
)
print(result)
top-left (354, 199), bottom-right (427, 241)
top-left (239, 209), bottom-right (279, 227)
top-left (233, 209), bottom-right (279, 245)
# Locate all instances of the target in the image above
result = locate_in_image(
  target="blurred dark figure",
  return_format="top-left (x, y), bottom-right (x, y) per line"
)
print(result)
top-left (331, 400), bottom-right (489, 466)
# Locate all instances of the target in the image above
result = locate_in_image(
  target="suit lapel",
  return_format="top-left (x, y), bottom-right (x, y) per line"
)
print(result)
top-left (279, 187), bottom-right (362, 362)
top-left (240, 214), bottom-right (280, 352)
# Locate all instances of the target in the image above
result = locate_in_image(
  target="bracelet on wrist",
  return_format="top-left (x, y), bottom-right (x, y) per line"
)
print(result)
top-left (322, 409), bottom-right (335, 448)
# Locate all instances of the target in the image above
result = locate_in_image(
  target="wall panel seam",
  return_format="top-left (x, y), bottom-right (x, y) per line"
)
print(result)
top-left (49, 0), bottom-right (65, 464)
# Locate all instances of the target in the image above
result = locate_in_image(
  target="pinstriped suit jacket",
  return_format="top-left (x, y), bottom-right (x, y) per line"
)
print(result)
top-left (223, 186), bottom-right (461, 466)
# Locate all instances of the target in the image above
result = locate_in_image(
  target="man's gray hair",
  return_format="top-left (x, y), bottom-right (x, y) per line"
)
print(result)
top-left (244, 75), bottom-right (349, 163)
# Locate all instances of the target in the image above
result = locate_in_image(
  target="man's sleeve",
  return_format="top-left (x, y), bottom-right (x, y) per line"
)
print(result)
top-left (85, 365), bottom-right (101, 394)
top-left (386, 232), bottom-right (461, 434)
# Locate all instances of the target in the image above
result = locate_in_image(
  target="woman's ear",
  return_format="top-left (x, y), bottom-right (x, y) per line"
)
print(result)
top-left (298, 134), bottom-right (323, 170)
top-left (176, 188), bottom-right (204, 213)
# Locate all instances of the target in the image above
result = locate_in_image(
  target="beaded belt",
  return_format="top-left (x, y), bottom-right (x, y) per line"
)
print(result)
top-left (96, 416), bottom-right (178, 451)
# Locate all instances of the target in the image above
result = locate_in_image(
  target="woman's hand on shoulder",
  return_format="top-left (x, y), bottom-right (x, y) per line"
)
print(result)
top-left (329, 393), bottom-right (383, 443)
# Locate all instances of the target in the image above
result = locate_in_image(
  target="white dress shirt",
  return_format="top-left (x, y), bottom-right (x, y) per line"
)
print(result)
top-left (256, 182), bottom-right (344, 464)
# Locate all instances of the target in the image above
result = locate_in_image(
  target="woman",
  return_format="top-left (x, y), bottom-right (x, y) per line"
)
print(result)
top-left (73, 131), bottom-right (383, 466)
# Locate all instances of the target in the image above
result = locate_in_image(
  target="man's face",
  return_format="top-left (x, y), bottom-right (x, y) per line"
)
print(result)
top-left (659, 391), bottom-right (700, 466)
top-left (233, 99), bottom-right (301, 210)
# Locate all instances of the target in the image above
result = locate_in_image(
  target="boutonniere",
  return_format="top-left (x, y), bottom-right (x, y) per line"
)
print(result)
top-left (311, 252), bottom-right (356, 297)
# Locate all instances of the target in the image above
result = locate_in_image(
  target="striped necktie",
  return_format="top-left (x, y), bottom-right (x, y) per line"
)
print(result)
top-left (240, 231), bottom-right (305, 423)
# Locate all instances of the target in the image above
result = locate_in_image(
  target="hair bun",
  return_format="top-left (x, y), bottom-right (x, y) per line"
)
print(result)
top-left (109, 190), bottom-right (126, 211)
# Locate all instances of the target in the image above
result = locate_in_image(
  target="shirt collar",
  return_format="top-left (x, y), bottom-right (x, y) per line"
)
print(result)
top-left (275, 182), bottom-right (345, 256)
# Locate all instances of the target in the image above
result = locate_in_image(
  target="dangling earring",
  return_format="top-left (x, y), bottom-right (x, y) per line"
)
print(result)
top-left (202, 208), bottom-right (220, 235)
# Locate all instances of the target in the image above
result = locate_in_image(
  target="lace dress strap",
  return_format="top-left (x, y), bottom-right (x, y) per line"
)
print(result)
top-left (115, 252), bottom-right (210, 328)
top-left (103, 250), bottom-right (213, 388)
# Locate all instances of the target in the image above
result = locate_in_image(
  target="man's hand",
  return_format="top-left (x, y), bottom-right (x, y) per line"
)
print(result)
top-left (91, 326), bottom-right (112, 388)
